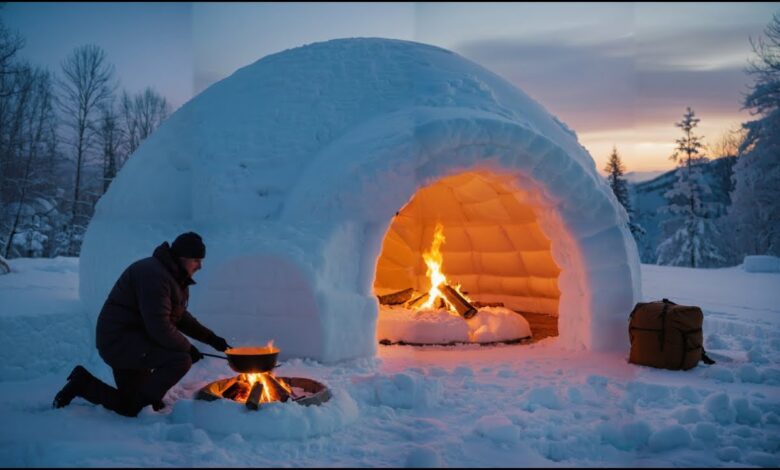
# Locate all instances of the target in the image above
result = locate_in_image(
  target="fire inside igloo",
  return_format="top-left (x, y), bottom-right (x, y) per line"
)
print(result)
top-left (79, 38), bottom-right (641, 363)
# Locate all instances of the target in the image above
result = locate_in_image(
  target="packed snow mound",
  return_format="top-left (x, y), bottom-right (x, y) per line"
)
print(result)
top-left (377, 306), bottom-right (531, 344)
top-left (743, 255), bottom-right (780, 273)
top-left (80, 37), bottom-right (640, 363)
top-left (170, 389), bottom-right (359, 440)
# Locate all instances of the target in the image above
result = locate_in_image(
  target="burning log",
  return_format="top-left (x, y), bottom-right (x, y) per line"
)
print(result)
top-left (222, 379), bottom-right (251, 401)
top-left (377, 288), bottom-right (414, 305)
top-left (264, 374), bottom-right (292, 403)
top-left (438, 283), bottom-right (477, 319)
top-left (404, 292), bottom-right (429, 309)
top-left (404, 292), bottom-right (446, 310)
top-left (245, 381), bottom-right (264, 410)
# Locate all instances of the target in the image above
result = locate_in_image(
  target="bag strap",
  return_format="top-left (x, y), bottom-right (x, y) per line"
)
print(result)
top-left (661, 297), bottom-right (716, 367)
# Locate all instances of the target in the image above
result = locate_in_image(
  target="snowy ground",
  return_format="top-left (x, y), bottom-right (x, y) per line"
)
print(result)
top-left (0, 258), bottom-right (778, 467)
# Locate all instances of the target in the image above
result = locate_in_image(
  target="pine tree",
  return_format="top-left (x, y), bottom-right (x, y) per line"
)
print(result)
top-left (656, 107), bottom-right (725, 267)
top-left (603, 146), bottom-right (644, 239)
top-left (728, 13), bottom-right (780, 257)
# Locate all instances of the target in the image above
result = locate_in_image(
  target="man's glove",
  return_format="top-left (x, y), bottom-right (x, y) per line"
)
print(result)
top-left (189, 345), bottom-right (203, 364)
top-left (209, 334), bottom-right (232, 352)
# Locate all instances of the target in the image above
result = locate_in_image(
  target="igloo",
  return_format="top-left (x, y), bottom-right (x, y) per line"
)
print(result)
top-left (80, 38), bottom-right (641, 363)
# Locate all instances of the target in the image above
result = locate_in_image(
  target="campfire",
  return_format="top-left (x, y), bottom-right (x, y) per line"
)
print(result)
top-left (195, 342), bottom-right (332, 409)
top-left (376, 222), bottom-right (533, 346)
top-left (218, 371), bottom-right (295, 409)
top-left (378, 223), bottom-right (480, 318)
top-left (196, 373), bottom-right (332, 409)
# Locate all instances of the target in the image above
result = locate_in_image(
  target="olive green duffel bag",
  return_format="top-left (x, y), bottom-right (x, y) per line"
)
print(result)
top-left (628, 298), bottom-right (715, 370)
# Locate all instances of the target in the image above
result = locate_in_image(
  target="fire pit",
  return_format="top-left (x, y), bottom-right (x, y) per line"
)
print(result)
top-left (195, 372), bottom-right (331, 409)
top-left (376, 222), bottom-right (533, 345)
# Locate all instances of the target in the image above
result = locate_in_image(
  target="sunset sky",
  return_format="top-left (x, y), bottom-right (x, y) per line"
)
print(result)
top-left (4, 2), bottom-right (778, 173)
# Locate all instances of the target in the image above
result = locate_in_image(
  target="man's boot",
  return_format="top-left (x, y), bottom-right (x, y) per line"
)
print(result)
top-left (53, 365), bottom-right (149, 417)
top-left (53, 365), bottom-right (90, 409)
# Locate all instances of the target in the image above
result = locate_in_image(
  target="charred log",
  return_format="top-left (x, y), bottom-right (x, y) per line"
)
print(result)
top-left (472, 301), bottom-right (504, 308)
top-left (377, 288), bottom-right (414, 305)
top-left (245, 381), bottom-right (264, 410)
top-left (404, 292), bottom-right (428, 309)
top-left (264, 375), bottom-right (291, 403)
top-left (222, 379), bottom-right (250, 401)
top-left (438, 283), bottom-right (477, 319)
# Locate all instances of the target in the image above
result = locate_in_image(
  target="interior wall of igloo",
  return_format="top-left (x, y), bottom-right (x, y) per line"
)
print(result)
top-left (374, 171), bottom-right (561, 316)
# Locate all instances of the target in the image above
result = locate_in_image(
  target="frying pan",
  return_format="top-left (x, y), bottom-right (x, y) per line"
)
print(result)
top-left (202, 346), bottom-right (279, 373)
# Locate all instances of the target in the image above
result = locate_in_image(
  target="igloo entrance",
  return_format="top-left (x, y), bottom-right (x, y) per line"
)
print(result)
top-left (374, 171), bottom-right (561, 345)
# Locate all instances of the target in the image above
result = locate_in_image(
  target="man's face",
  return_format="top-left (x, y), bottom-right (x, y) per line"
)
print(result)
top-left (180, 258), bottom-right (203, 277)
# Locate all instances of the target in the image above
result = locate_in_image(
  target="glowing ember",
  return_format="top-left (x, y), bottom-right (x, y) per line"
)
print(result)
top-left (418, 223), bottom-right (471, 312)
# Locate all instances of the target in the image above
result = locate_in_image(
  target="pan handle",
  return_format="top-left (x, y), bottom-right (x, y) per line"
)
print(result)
top-left (201, 352), bottom-right (229, 360)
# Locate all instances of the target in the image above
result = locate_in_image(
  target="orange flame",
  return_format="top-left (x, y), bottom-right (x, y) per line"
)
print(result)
top-left (418, 223), bottom-right (470, 312)
top-left (239, 339), bottom-right (291, 403)
top-left (243, 371), bottom-right (293, 403)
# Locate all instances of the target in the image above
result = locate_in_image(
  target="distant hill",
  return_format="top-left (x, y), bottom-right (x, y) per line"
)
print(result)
top-left (624, 170), bottom-right (666, 184)
top-left (629, 156), bottom-right (736, 263)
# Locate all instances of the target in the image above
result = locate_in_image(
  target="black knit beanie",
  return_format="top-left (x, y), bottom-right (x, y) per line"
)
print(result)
top-left (171, 232), bottom-right (206, 259)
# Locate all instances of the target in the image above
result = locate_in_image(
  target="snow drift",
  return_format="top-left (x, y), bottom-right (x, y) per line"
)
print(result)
top-left (79, 38), bottom-right (641, 362)
top-left (743, 255), bottom-right (780, 273)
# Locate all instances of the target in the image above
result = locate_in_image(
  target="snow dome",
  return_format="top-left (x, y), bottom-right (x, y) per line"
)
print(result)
top-left (80, 38), bottom-right (641, 363)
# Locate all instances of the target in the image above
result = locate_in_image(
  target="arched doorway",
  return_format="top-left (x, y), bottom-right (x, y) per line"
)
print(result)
top-left (374, 171), bottom-right (561, 345)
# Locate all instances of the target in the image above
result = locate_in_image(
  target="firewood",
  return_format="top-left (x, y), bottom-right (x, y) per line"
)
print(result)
top-left (472, 301), bottom-right (504, 308)
top-left (222, 380), bottom-right (250, 401)
top-left (404, 292), bottom-right (428, 309)
top-left (439, 283), bottom-right (477, 319)
top-left (264, 374), bottom-right (291, 403)
top-left (377, 288), bottom-right (414, 305)
top-left (245, 381), bottom-right (264, 410)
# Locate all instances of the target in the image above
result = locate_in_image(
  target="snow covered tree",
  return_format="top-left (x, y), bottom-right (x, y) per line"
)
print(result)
top-left (728, 13), bottom-right (780, 257)
top-left (0, 13), bottom-right (63, 259)
top-left (0, 17), bottom-right (26, 247)
top-left (603, 146), bottom-right (644, 239)
top-left (58, 44), bottom-right (117, 255)
top-left (656, 107), bottom-right (725, 267)
top-left (2, 67), bottom-right (59, 258)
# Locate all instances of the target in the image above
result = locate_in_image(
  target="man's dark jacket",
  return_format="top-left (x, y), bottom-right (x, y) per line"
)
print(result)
top-left (96, 242), bottom-right (216, 359)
